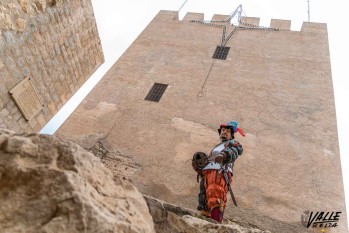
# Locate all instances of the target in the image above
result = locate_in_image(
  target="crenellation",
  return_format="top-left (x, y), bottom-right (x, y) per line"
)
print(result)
top-left (301, 22), bottom-right (327, 33)
top-left (182, 12), bottom-right (204, 22)
top-left (156, 10), bottom-right (178, 21)
top-left (211, 14), bottom-right (230, 22)
top-left (240, 16), bottom-right (260, 26)
top-left (270, 19), bottom-right (291, 30)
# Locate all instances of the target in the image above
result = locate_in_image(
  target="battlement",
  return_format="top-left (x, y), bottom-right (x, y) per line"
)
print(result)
top-left (182, 12), bottom-right (204, 22)
top-left (157, 10), bottom-right (327, 33)
top-left (211, 14), bottom-right (231, 22)
top-left (156, 10), bottom-right (179, 21)
top-left (270, 19), bottom-right (291, 30)
top-left (240, 16), bottom-right (260, 26)
top-left (301, 22), bottom-right (327, 33)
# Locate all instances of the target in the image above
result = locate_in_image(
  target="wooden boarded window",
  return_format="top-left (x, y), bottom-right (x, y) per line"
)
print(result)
top-left (145, 83), bottom-right (168, 102)
top-left (212, 46), bottom-right (230, 60)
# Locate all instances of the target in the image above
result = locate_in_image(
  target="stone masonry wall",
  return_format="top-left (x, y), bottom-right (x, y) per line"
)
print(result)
top-left (0, 0), bottom-right (104, 132)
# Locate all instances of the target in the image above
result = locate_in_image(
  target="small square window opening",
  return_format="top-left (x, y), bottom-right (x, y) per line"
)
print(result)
top-left (145, 83), bottom-right (168, 102)
top-left (212, 46), bottom-right (230, 60)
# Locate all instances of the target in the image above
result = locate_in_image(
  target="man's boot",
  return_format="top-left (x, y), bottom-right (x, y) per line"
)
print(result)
top-left (210, 207), bottom-right (224, 223)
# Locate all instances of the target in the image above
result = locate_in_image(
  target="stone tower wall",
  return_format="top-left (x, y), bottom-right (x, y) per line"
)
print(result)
top-left (57, 10), bottom-right (346, 232)
top-left (0, 0), bottom-right (104, 132)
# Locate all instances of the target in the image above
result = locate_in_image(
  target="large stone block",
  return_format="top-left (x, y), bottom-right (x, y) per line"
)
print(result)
top-left (0, 129), bottom-right (156, 233)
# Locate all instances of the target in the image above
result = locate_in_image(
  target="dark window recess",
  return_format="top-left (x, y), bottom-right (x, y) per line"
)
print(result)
top-left (145, 83), bottom-right (168, 102)
top-left (212, 46), bottom-right (230, 60)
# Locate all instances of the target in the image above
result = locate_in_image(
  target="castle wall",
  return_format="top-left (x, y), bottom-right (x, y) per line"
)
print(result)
top-left (0, 0), bottom-right (104, 132)
top-left (57, 10), bottom-right (346, 232)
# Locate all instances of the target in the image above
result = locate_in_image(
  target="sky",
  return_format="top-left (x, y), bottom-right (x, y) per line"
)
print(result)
top-left (40, 0), bottom-right (349, 228)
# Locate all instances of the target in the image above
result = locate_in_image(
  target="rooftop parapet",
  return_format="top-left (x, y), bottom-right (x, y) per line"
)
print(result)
top-left (162, 10), bottom-right (327, 33)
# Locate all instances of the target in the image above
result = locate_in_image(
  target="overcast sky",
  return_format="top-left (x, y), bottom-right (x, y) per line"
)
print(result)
top-left (40, 0), bottom-right (349, 228)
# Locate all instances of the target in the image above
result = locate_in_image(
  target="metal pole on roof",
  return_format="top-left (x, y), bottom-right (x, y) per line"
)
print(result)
top-left (307, 0), bottom-right (310, 22)
top-left (228, 4), bottom-right (243, 23)
top-left (178, 0), bottom-right (189, 13)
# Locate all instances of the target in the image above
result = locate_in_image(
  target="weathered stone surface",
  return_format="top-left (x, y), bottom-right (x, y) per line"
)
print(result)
top-left (0, 128), bottom-right (298, 233)
top-left (18, 0), bottom-right (30, 13)
top-left (0, 13), bottom-right (12, 30)
top-left (89, 141), bottom-right (141, 179)
top-left (33, 0), bottom-right (47, 12)
top-left (143, 194), bottom-right (272, 233)
top-left (0, 128), bottom-right (155, 233)
top-left (15, 0), bottom-right (63, 15)
top-left (16, 18), bottom-right (27, 32)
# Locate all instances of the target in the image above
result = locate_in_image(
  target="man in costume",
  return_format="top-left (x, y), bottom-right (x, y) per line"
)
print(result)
top-left (192, 120), bottom-right (245, 223)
